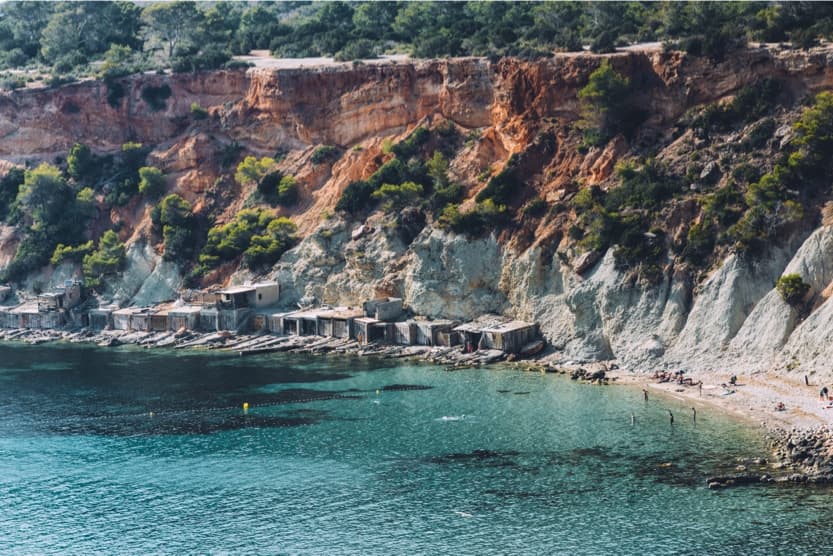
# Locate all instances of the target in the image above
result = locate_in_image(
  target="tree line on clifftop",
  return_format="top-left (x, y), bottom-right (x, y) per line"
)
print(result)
top-left (1, 2), bottom-right (833, 87)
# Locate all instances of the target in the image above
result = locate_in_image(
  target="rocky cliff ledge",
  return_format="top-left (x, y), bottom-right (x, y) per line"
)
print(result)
top-left (4, 47), bottom-right (833, 379)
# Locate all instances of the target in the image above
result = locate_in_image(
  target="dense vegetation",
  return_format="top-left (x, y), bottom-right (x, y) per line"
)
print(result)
top-left (0, 1), bottom-right (831, 288)
top-left (82, 230), bottom-right (126, 289)
top-left (1, 2), bottom-right (833, 84)
top-left (198, 208), bottom-right (297, 272)
top-left (336, 124), bottom-right (465, 242)
top-left (3, 163), bottom-right (95, 282)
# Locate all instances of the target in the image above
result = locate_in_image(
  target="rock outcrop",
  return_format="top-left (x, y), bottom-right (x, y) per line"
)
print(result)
top-left (5, 48), bottom-right (833, 378)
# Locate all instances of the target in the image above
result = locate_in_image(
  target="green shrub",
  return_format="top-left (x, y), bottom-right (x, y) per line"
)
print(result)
top-left (730, 163), bottom-right (761, 184)
top-left (102, 142), bottom-right (149, 205)
top-left (120, 142), bottom-right (148, 172)
top-left (235, 155), bottom-right (276, 187)
top-left (51, 241), bottom-right (94, 265)
top-left (572, 187), bottom-right (602, 212)
top-left (199, 208), bottom-right (297, 270)
top-left (391, 127), bottom-right (429, 159)
top-left (241, 217), bottom-right (296, 269)
top-left (605, 159), bottom-right (681, 212)
top-left (521, 196), bottom-right (548, 218)
top-left (83, 230), bottom-right (126, 289)
top-left (0, 167), bottom-right (24, 221)
top-left (277, 175), bottom-right (299, 206)
top-left (691, 79), bottom-right (782, 133)
top-left (475, 167), bottom-right (522, 206)
top-left (776, 273), bottom-right (810, 306)
top-left (371, 181), bottom-right (423, 211)
top-left (141, 84), bottom-right (172, 112)
top-left (792, 91), bottom-right (833, 167)
top-left (190, 102), bottom-right (208, 120)
top-left (577, 61), bottom-right (635, 145)
top-left (138, 166), bottom-right (166, 199)
top-left (432, 181), bottom-right (464, 211)
top-left (611, 216), bottom-right (665, 275)
top-left (335, 157), bottom-right (419, 215)
top-left (438, 199), bottom-right (508, 236)
top-left (702, 187), bottom-right (743, 226)
top-left (98, 45), bottom-right (134, 80)
top-left (67, 143), bottom-right (95, 182)
top-left (156, 194), bottom-right (196, 262)
top-left (336, 180), bottom-right (375, 214)
top-left (683, 222), bottom-right (716, 265)
top-left (310, 145), bottom-right (338, 164)
top-left (334, 39), bottom-right (376, 61)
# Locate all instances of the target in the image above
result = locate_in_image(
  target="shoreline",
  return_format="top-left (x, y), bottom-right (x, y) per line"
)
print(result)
top-left (7, 325), bottom-right (833, 487)
top-left (0, 326), bottom-right (517, 368)
top-left (540, 360), bottom-right (833, 487)
top-left (5, 325), bottom-right (832, 432)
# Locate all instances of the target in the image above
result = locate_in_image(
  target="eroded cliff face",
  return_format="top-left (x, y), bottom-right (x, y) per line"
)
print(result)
top-left (4, 48), bottom-right (833, 377)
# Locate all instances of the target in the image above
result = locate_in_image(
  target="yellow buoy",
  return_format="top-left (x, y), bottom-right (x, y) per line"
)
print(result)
top-left (243, 402), bottom-right (249, 410)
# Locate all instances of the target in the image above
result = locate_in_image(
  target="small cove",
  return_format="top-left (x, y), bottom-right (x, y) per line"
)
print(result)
top-left (0, 343), bottom-right (831, 555)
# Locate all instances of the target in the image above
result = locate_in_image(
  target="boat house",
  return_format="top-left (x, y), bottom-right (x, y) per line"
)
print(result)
top-left (413, 319), bottom-right (459, 346)
top-left (362, 297), bottom-right (403, 321)
top-left (89, 306), bottom-right (116, 330)
top-left (169, 305), bottom-right (202, 331)
top-left (454, 316), bottom-right (539, 353)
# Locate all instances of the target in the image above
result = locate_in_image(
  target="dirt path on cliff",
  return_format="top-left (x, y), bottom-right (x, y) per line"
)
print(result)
top-left (233, 50), bottom-right (411, 69)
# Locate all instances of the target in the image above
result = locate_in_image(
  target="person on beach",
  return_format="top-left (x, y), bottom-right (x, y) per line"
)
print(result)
top-left (820, 386), bottom-right (829, 401)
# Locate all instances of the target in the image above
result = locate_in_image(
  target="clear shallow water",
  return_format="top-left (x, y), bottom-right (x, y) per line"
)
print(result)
top-left (0, 345), bottom-right (831, 555)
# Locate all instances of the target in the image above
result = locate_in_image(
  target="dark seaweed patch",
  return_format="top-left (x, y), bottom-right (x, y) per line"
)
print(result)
top-left (381, 384), bottom-right (433, 391)
top-left (43, 409), bottom-right (330, 437)
top-left (430, 449), bottom-right (521, 468)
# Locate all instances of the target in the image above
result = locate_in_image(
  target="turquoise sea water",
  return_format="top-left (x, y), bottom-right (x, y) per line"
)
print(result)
top-left (0, 344), bottom-right (831, 555)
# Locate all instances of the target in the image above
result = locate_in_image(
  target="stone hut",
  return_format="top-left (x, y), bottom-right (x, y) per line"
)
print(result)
top-left (89, 307), bottom-right (115, 330)
top-left (169, 305), bottom-right (201, 331)
top-left (453, 316), bottom-right (539, 353)
top-left (113, 307), bottom-right (141, 330)
top-left (413, 319), bottom-right (459, 346)
top-left (362, 297), bottom-right (403, 321)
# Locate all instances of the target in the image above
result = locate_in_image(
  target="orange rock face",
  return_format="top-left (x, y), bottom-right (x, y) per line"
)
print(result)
top-left (0, 47), bottom-right (830, 262)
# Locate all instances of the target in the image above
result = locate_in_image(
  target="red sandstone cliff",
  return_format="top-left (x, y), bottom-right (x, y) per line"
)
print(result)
top-left (0, 47), bottom-right (832, 256)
